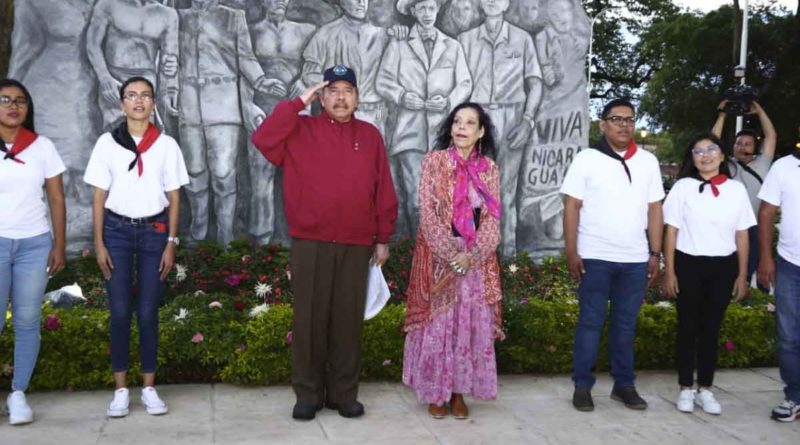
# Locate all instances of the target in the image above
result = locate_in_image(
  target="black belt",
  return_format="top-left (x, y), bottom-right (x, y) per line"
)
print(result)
top-left (106, 209), bottom-right (166, 225)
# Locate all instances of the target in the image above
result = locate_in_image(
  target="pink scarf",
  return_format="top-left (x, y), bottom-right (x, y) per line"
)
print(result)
top-left (449, 147), bottom-right (501, 249)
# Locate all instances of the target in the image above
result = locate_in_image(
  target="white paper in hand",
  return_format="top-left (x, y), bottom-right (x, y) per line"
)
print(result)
top-left (364, 264), bottom-right (391, 320)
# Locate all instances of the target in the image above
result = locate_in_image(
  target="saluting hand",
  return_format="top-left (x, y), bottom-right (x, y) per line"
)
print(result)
top-left (300, 81), bottom-right (329, 106)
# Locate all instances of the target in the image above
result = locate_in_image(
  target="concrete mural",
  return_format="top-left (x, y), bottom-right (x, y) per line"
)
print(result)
top-left (6, 0), bottom-right (589, 259)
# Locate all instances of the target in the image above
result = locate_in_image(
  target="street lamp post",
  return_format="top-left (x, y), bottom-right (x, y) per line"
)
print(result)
top-left (736, 0), bottom-right (749, 133)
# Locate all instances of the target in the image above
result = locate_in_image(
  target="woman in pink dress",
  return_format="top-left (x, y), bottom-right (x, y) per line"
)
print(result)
top-left (403, 102), bottom-right (504, 419)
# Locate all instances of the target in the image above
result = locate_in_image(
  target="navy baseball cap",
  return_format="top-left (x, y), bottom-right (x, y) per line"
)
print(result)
top-left (323, 65), bottom-right (357, 89)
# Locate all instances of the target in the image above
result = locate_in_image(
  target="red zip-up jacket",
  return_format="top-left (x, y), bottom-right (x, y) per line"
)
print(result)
top-left (251, 98), bottom-right (398, 245)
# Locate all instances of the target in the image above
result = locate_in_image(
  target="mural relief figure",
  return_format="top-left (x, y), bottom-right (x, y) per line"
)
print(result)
top-left (437, 0), bottom-right (481, 38)
top-left (301, 0), bottom-right (390, 135)
top-left (246, 0), bottom-right (316, 245)
top-left (8, 0), bottom-right (101, 249)
top-left (517, 0), bottom-right (590, 259)
top-left (177, 0), bottom-right (281, 246)
top-left (86, 0), bottom-right (180, 133)
top-left (377, 0), bottom-right (472, 234)
top-left (458, 0), bottom-right (542, 258)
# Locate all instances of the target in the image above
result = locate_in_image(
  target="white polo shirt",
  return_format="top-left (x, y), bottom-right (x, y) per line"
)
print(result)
top-left (83, 132), bottom-right (189, 218)
top-left (0, 135), bottom-right (66, 239)
top-left (663, 177), bottom-right (755, 256)
top-left (758, 154), bottom-right (800, 267)
top-left (560, 147), bottom-right (665, 263)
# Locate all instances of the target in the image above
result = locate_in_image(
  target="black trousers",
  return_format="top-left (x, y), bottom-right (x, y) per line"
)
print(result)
top-left (290, 239), bottom-right (372, 406)
top-left (675, 250), bottom-right (737, 387)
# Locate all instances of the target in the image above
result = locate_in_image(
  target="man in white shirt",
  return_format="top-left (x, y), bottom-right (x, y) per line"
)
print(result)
top-left (757, 150), bottom-right (800, 422)
top-left (561, 98), bottom-right (664, 412)
top-left (712, 100), bottom-right (776, 290)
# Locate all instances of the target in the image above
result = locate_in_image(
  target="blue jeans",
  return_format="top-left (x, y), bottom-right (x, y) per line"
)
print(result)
top-left (573, 259), bottom-right (648, 389)
top-left (0, 232), bottom-right (52, 391)
top-left (776, 255), bottom-right (800, 403)
top-left (103, 210), bottom-right (167, 373)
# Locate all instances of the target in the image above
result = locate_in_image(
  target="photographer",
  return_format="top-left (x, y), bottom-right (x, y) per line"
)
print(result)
top-left (712, 100), bottom-right (776, 291)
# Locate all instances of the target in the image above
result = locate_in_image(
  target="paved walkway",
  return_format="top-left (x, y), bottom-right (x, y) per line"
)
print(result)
top-left (1, 368), bottom-right (798, 444)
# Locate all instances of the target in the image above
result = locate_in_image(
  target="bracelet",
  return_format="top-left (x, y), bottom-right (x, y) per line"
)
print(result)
top-left (649, 251), bottom-right (662, 258)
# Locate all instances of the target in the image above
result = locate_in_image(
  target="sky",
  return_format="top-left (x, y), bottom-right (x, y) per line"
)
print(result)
top-left (673, 0), bottom-right (797, 13)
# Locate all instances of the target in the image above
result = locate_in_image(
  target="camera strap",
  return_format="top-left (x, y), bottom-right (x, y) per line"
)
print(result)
top-left (736, 161), bottom-right (763, 184)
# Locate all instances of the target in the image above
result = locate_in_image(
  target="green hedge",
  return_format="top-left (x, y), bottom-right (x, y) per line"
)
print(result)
top-left (0, 293), bottom-right (777, 391)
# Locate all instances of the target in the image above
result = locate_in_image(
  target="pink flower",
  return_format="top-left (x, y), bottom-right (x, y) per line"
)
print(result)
top-left (44, 314), bottom-right (61, 332)
top-left (226, 274), bottom-right (242, 287)
top-left (241, 255), bottom-right (252, 264)
top-left (767, 302), bottom-right (776, 313)
top-left (518, 298), bottom-right (528, 305)
top-left (723, 339), bottom-right (736, 352)
top-left (191, 332), bottom-right (204, 343)
top-left (285, 330), bottom-right (293, 345)
top-left (81, 248), bottom-right (90, 257)
top-left (546, 344), bottom-right (557, 353)
top-left (237, 343), bottom-right (247, 352)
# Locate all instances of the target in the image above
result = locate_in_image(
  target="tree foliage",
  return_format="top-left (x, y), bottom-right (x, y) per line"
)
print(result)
top-left (638, 3), bottom-right (800, 158)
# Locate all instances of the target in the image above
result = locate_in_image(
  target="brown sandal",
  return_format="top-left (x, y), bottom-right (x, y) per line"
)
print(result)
top-left (428, 403), bottom-right (447, 419)
top-left (450, 393), bottom-right (469, 419)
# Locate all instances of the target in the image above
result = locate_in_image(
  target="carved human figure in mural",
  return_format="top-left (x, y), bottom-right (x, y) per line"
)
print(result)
top-left (536, 0), bottom-right (589, 109)
top-left (86, 0), bottom-right (180, 133)
top-left (515, 0), bottom-right (590, 259)
top-left (377, 0), bottom-right (472, 234)
top-left (458, 0), bottom-right (542, 257)
top-left (177, 0), bottom-right (283, 247)
top-left (437, 0), bottom-right (481, 38)
top-left (8, 0), bottom-right (101, 249)
top-left (245, 0), bottom-right (316, 245)
top-left (301, 0), bottom-right (395, 135)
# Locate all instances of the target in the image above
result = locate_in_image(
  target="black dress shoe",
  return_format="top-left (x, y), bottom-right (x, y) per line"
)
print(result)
top-left (611, 386), bottom-right (648, 410)
top-left (573, 387), bottom-right (594, 412)
top-left (326, 400), bottom-right (365, 418)
top-left (292, 402), bottom-right (319, 420)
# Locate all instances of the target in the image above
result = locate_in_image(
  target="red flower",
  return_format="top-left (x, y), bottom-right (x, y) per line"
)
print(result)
top-left (723, 340), bottom-right (736, 352)
top-left (259, 274), bottom-right (268, 282)
top-left (233, 300), bottom-right (246, 312)
top-left (226, 274), bottom-right (242, 287)
top-left (44, 314), bottom-right (61, 332)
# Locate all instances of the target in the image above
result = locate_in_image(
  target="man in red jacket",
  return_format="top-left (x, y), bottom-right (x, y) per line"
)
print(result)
top-left (251, 65), bottom-right (398, 421)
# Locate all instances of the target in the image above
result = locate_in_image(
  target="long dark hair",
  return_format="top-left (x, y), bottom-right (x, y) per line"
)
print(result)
top-left (433, 102), bottom-right (497, 159)
top-left (0, 78), bottom-right (35, 132)
top-left (119, 76), bottom-right (155, 100)
top-left (677, 132), bottom-right (734, 179)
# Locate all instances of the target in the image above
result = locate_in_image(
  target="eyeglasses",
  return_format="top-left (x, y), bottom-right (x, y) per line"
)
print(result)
top-left (603, 116), bottom-right (636, 126)
top-left (691, 144), bottom-right (721, 156)
top-left (122, 92), bottom-right (154, 102)
top-left (0, 95), bottom-right (29, 108)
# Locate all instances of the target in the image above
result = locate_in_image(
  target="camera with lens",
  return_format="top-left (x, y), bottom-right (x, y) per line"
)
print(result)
top-left (723, 84), bottom-right (758, 115)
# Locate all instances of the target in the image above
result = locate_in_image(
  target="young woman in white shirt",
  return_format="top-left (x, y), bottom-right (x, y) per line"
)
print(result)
top-left (0, 78), bottom-right (67, 425)
top-left (663, 133), bottom-right (754, 415)
top-left (83, 76), bottom-right (189, 418)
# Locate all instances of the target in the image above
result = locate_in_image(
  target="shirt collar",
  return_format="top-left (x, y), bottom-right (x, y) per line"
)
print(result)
top-left (478, 20), bottom-right (509, 45)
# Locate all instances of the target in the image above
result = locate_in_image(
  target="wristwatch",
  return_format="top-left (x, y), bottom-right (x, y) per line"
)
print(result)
top-left (167, 236), bottom-right (180, 246)
top-left (649, 250), bottom-right (661, 259)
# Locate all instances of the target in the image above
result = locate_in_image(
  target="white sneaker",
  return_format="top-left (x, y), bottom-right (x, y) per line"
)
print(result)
top-left (141, 386), bottom-right (168, 415)
top-left (676, 389), bottom-right (695, 413)
top-left (695, 388), bottom-right (721, 415)
top-left (107, 388), bottom-right (130, 417)
top-left (7, 390), bottom-right (33, 425)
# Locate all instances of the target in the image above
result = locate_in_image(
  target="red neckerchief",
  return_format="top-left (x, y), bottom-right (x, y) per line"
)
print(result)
top-left (594, 137), bottom-right (637, 183)
top-left (112, 122), bottom-right (161, 177)
top-left (134, 124), bottom-right (160, 176)
top-left (1, 127), bottom-right (37, 164)
top-left (696, 174), bottom-right (728, 197)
